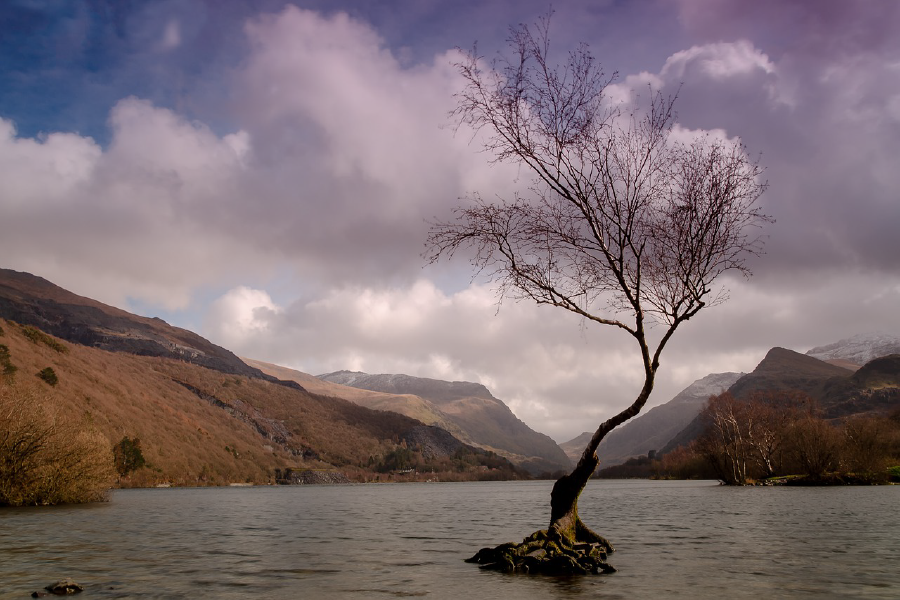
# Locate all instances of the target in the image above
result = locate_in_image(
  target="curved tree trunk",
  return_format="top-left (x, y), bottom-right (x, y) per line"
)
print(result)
top-left (466, 371), bottom-right (656, 575)
top-left (548, 373), bottom-right (655, 552)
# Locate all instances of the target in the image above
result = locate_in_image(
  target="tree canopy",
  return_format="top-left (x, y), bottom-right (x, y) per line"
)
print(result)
top-left (428, 15), bottom-right (772, 575)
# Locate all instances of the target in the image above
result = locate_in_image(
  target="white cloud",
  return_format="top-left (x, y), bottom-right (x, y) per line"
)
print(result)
top-left (0, 8), bottom-right (489, 308)
top-left (0, 118), bottom-right (101, 209)
top-left (206, 286), bottom-right (281, 348)
top-left (201, 278), bottom-right (656, 441)
top-left (661, 40), bottom-right (775, 80)
top-left (4, 3), bottom-right (900, 444)
top-left (0, 99), bottom-right (262, 310)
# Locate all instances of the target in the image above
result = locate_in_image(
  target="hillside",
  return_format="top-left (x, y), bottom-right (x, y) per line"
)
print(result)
top-left (0, 268), bottom-right (277, 381)
top-left (242, 358), bottom-right (469, 441)
top-left (317, 370), bottom-right (572, 475)
top-left (727, 347), bottom-right (853, 400)
top-left (1, 319), bottom-right (304, 486)
top-left (818, 354), bottom-right (900, 417)
top-left (0, 264), bottom-right (533, 486)
top-left (594, 341), bottom-right (900, 467)
top-left (662, 348), bottom-right (900, 454)
top-left (1, 318), bottom-right (527, 485)
top-left (561, 372), bottom-right (743, 466)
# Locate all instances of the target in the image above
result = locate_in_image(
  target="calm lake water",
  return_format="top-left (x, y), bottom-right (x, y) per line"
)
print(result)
top-left (1, 480), bottom-right (898, 599)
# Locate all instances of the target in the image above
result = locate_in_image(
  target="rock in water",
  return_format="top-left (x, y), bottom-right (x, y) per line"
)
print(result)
top-left (33, 579), bottom-right (84, 596)
top-left (465, 530), bottom-right (617, 575)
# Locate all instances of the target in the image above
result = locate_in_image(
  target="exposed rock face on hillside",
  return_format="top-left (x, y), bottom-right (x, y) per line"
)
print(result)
top-left (402, 425), bottom-right (467, 459)
top-left (0, 268), bottom-right (293, 385)
top-left (561, 372), bottom-right (744, 465)
top-left (818, 354), bottom-right (900, 417)
top-left (318, 370), bottom-right (572, 475)
top-left (174, 380), bottom-right (296, 450)
top-left (807, 333), bottom-right (900, 366)
top-left (285, 470), bottom-right (351, 485)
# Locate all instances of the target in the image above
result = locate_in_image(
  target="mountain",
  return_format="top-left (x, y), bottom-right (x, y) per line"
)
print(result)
top-left (242, 358), bottom-right (467, 439)
top-left (807, 333), bottom-right (900, 366)
top-left (662, 347), bottom-right (900, 454)
top-left (0, 269), bottom-right (524, 485)
top-left (818, 354), bottom-right (900, 417)
top-left (1, 319), bottom-right (523, 485)
top-left (561, 372), bottom-right (743, 466)
top-left (316, 370), bottom-right (572, 475)
top-left (726, 347), bottom-right (852, 400)
top-left (0, 268), bottom-right (277, 381)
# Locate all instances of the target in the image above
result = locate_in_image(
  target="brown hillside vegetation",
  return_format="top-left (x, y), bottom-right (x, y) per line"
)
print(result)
top-left (1, 319), bottom-right (305, 487)
top-left (242, 357), bottom-right (470, 442)
top-left (662, 348), bottom-right (900, 455)
top-left (261, 364), bottom-right (572, 475)
top-left (0, 268), bottom-right (270, 379)
top-left (1, 319), bottom-right (521, 490)
top-left (0, 379), bottom-right (115, 506)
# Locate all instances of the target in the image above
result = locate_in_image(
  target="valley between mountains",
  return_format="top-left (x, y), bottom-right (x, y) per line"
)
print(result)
top-left (2, 267), bottom-right (899, 488)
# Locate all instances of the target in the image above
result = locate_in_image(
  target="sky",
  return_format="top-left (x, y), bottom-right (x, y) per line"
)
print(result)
top-left (2, 0), bottom-right (899, 444)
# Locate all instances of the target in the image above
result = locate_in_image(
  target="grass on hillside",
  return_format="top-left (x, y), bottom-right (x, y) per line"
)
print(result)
top-left (1, 319), bottom-right (522, 490)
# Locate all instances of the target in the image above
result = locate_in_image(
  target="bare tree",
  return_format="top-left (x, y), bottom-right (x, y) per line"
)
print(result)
top-left (697, 391), bottom-right (805, 484)
top-left (842, 415), bottom-right (895, 477)
top-left (697, 392), bottom-right (754, 485)
top-left (787, 415), bottom-right (841, 479)
top-left (426, 17), bottom-right (771, 574)
top-left (743, 391), bottom-right (808, 479)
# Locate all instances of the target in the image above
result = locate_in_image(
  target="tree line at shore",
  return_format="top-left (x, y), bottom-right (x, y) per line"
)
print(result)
top-left (599, 391), bottom-right (900, 484)
top-left (4, 308), bottom-right (899, 506)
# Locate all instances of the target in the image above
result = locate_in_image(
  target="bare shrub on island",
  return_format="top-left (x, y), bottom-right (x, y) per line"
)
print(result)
top-left (0, 380), bottom-right (115, 506)
top-left (696, 390), bottom-right (900, 484)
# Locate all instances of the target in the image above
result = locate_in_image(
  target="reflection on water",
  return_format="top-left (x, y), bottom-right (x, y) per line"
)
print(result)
top-left (1, 480), bottom-right (898, 599)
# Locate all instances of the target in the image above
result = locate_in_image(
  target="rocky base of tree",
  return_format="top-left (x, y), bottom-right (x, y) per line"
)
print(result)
top-left (465, 529), bottom-right (617, 575)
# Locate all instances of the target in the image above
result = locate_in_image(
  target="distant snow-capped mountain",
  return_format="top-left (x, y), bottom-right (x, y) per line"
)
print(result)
top-left (667, 372), bottom-right (746, 405)
top-left (806, 333), bottom-right (900, 366)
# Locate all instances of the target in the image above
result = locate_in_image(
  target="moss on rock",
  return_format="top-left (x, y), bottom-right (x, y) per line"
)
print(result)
top-left (465, 530), bottom-right (616, 576)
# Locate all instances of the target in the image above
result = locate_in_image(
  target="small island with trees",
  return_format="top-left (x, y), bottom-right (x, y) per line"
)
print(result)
top-left (601, 391), bottom-right (900, 486)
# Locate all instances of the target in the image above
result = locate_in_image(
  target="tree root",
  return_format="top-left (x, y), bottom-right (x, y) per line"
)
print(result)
top-left (465, 527), bottom-right (617, 575)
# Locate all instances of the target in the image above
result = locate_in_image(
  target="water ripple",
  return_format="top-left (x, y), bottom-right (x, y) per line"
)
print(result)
top-left (1, 481), bottom-right (898, 599)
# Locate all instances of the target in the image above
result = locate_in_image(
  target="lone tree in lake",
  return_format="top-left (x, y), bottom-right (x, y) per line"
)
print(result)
top-left (426, 17), bottom-right (771, 574)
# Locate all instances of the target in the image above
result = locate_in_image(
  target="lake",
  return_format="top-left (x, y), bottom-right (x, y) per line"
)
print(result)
top-left (1, 480), bottom-right (898, 599)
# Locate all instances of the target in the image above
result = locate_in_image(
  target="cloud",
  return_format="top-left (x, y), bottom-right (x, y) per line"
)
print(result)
top-left (0, 118), bottom-right (101, 208)
top-left (203, 279), bottom-right (656, 441)
top-left (642, 32), bottom-right (900, 285)
top-left (206, 286), bottom-right (281, 349)
top-left (0, 6), bottom-right (498, 307)
top-left (673, 0), bottom-right (900, 61)
top-left (0, 97), bottom-right (259, 310)
top-left (3, 3), bottom-right (900, 443)
top-left (661, 40), bottom-right (775, 81)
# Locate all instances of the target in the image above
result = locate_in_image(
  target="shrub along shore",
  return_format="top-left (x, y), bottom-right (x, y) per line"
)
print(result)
top-left (598, 391), bottom-right (900, 485)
